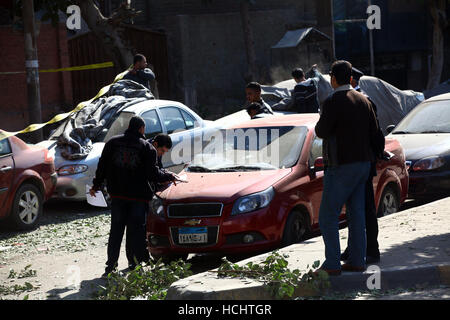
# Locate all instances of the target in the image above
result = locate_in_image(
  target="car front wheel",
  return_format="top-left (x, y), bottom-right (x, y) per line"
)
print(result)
top-left (281, 210), bottom-right (311, 247)
top-left (10, 183), bottom-right (43, 231)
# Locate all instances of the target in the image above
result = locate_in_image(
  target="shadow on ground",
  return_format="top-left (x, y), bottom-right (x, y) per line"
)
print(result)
top-left (48, 277), bottom-right (107, 300)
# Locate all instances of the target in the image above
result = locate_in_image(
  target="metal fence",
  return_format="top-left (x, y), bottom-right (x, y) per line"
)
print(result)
top-left (68, 26), bottom-right (170, 104)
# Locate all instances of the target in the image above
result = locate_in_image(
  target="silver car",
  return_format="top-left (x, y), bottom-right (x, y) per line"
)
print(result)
top-left (37, 99), bottom-right (213, 201)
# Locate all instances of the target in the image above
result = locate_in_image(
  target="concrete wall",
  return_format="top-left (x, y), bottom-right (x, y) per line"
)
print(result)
top-left (0, 23), bottom-right (72, 131)
top-left (131, 0), bottom-right (333, 119)
top-left (173, 9), bottom-right (305, 118)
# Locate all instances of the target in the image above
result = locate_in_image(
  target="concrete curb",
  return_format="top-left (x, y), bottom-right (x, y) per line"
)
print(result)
top-left (166, 262), bottom-right (450, 300)
top-left (329, 262), bottom-right (450, 294)
top-left (166, 197), bottom-right (450, 300)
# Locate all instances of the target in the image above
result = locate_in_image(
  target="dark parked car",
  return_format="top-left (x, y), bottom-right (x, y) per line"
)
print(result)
top-left (0, 133), bottom-right (57, 230)
top-left (147, 114), bottom-right (408, 260)
top-left (387, 93), bottom-right (450, 199)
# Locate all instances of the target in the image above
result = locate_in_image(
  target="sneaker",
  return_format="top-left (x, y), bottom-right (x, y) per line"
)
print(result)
top-left (101, 266), bottom-right (117, 279)
top-left (341, 263), bottom-right (366, 272)
top-left (340, 250), bottom-right (349, 262)
top-left (315, 267), bottom-right (342, 276)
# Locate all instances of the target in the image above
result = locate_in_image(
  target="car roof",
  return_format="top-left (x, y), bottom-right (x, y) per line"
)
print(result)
top-left (229, 114), bottom-right (320, 130)
top-left (121, 99), bottom-right (189, 114)
top-left (424, 92), bottom-right (450, 102)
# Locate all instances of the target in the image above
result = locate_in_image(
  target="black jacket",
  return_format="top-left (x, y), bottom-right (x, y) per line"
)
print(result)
top-left (315, 88), bottom-right (379, 167)
top-left (92, 130), bottom-right (173, 201)
top-left (122, 68), bottom-right (155, 90)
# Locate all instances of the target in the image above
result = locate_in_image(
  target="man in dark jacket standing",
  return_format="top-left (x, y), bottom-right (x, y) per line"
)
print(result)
top-left (90, 116), bottom-right (176, 277)
top-left (315, 60), bottom-right (379, 275)
top-left (340, 67), bottom-right (383, 264)
top-left (123, 54), bottom-right (156, 90)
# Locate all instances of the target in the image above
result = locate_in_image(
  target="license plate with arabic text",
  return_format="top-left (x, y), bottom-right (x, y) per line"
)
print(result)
top-left (178, 227), bottom-right (208, 244)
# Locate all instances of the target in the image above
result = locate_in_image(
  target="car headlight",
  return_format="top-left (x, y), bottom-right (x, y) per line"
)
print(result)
top-left (412, 156), bottom-right (445, 171)
top-left (58, 164), bottom-right (88, 176)
top-left (150, 196), bottom-right (164, 216)
top-left (231, 187), bottom-right (275, 216)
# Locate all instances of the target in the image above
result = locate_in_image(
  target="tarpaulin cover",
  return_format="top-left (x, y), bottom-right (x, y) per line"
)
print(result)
top-left (56, 80), bottom-right (154, 160)
top-left (262, 75), bottom-right (424, 135)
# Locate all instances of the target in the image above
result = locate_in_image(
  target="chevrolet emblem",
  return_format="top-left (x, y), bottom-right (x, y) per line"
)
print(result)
top-left (184, 219), bottom-right (202, 226)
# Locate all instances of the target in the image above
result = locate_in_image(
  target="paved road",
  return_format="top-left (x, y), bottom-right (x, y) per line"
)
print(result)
top-left (0, 196), bottom-right (445, 300)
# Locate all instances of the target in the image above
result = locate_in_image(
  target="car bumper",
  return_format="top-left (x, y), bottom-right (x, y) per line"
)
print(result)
top-left (408, 169), bottom-right (450, 199)
top-left (147, 204), bottom-right (284, 256)
top-left (51, 173), bottom-right (93, 201)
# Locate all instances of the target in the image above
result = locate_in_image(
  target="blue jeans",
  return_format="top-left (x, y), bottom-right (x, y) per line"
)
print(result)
top-left (106, 198), bottom-right (150, 271)
top-left (319, 161), bottom-right (370, 270)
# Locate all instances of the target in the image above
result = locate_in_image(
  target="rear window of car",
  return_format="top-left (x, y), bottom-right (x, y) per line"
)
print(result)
top-left (0, 138), bottom-right (11, 155)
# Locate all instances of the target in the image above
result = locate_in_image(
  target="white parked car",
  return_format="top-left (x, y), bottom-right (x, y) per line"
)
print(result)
top-left (37, 99), bottom-right (213, 201)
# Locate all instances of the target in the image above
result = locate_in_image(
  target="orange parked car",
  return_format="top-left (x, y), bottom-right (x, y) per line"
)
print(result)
top-left (0, 133), bottom-right (57, 230)
top-left (147, 114), bottom-right (408, 260)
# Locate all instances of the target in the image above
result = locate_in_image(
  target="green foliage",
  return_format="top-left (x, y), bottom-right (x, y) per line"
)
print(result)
top-left (8, 265), bottom-right (37, 279)
top-left (216, 251), bottom-right (330, 299)
top-left (96, 258), bottom-right (193, 300)
top-left (0, 282), bottom-right (36, 296)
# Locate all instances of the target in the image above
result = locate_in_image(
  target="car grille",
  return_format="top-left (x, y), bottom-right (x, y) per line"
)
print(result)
top-left (167, 203), bottom-right (223, 218)
top-left (170, 226), bottom-right (219, 247)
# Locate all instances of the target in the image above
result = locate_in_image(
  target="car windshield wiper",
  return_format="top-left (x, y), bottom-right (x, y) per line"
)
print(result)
top-left (417, 130), bottom-right (450, 134)
top-left (215, 165), bottom-right (274, 172)
top-left (391, 131), bottom-right (413, 134)
top-left (187, 165), bottom-right (214, 172)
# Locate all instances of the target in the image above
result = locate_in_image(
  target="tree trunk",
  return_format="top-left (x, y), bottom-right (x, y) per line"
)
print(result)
top-left (427, 0), bottom-right (447, 90)
top-left (75, 0), bottom-right (134, 71)
top-left (240, 0), bottom-right (259, 83)
top-left (22, 0), bottom-right (43, 142)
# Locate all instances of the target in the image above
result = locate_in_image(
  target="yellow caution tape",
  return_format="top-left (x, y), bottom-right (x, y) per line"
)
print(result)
top-left (0, 66), bottom-right (131, 141)
top-left (40, 61), bottom-right (114, 73)
top-left (0, 61), bottom-right (114, 75)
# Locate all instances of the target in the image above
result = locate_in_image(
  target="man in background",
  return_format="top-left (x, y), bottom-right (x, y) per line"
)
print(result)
top-left (351, 67), bottom-right (364, 92)
top-left (341, 66), bottom-right (384, 264)
top-left (123, 54), bottom-right (156, 91)
top-left (246, 102), bottom-right (272, 119)
top-left (244, 82), bottom-right (274, 115)
top-left (272, 65), bottom-right (322, 113)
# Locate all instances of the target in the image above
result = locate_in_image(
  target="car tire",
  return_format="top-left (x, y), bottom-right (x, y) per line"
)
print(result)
top-left (281, 210), bottom-right (311, 247)
top-left (151, 253), bottom-right (189, 264)
top-left (377, 185), bottom-right (400, 217)
top-left (9, 183), bottom-right (43, 231)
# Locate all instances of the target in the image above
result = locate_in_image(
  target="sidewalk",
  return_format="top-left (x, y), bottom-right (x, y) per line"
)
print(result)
top-left (166, 197), bottom-right (450, 300)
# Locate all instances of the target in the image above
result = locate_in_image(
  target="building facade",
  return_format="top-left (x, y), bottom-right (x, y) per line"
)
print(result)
top-left (121, 0), bottom-right (335, 118)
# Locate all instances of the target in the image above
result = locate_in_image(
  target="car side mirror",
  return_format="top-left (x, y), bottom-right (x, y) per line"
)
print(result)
top-left (386, 125), bottom-right (395, 134)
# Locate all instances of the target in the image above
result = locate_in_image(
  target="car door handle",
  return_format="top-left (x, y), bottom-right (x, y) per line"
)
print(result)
top-left (0, 166), bottom-right (12, 173)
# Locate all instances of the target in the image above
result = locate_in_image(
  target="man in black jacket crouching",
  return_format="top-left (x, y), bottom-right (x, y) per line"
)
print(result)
top-left (90, 116), bottom-right (176, 277)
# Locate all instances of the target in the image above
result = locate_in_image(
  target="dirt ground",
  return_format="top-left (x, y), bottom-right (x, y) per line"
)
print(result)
top-left (0, 201), bottom-right (227, 300)
top-left (0, 198), bottom-right (444, 300)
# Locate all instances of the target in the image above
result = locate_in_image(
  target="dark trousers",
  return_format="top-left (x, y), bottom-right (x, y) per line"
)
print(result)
top-left (342, 164), bottom-right (380, 259)
top-left (105, 198), bottom-right (150, 271)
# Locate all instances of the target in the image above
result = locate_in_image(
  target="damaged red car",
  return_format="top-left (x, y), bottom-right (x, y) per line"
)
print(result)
top-left (0, 133), bottom-right (57, 230)
top-left (146, 114), bottom-right (408, 260)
